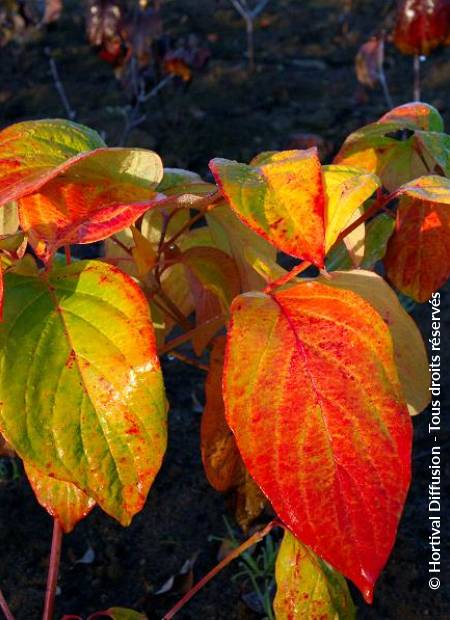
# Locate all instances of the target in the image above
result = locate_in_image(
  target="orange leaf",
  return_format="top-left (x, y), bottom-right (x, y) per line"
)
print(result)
top-left (211, 152), bottom-right (378, 267)
top-left (18, 148), bottom-right (163, 262)
top-left (385, 196), bottom-right (450, 301)
top-left (0, 120), bottom-right (163, 262)
top-left (24, 462), bottom-right (95, 533)
top-left (334, 103), bottom-right (446, 191)
top-left (223, 282), bottom-right (412, 601)
top-left (201, 337), bottom-right (241, 492)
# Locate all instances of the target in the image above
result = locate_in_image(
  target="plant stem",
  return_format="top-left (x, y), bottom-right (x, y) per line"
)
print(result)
top-left (45, 48), bottom-right (76, 121)
top-left (162, 520), bottom-right (281, 619)
top-left (333, 192), bottom-right (391, 248)
top-left (64, 246), bottom-right (71, 265)
top-left (413, 54), bottom-right (421, 101)
top-left (264, 261), bottom-right (312, 293)
top-left (155, 288), bottom-right (193, 332)
top-left (164, 211), bottom-right (206, 248)
top-left (168, 351), bottom-right (209, 372)
top-left (246, 16), bottom-right (255, 72)
top-left (110, 235), bottom-right (133, 255)
top-left (0, 589), bottom-right (15, 620)
top-left (42, 519), bottom-right (63, 620)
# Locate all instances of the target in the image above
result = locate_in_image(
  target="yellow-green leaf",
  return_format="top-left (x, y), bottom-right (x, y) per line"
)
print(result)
top-left (0, 259), bottom-right (167, 525)
top-left (323, 165), bottom-right (380, 251)
top-left (274, 531), bottom-right (356, 620)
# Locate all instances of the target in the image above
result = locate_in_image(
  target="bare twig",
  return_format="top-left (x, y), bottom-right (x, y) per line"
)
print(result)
top-left (413, 54), bottom-right (421, 101)
top-left (376, 35), bottom-right (393, 109)
top-left (168, 351), bottom-right (209, 372)
top-left (45, 48), bottom-right (76, 120)
top-left (158, 315), bottom-right (224, 356)
top-left (229, 0), bottom-right (271, 71)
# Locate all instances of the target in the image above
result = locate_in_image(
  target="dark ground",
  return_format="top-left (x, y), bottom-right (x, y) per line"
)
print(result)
top-left (0, 1), bottom-right (449, 618)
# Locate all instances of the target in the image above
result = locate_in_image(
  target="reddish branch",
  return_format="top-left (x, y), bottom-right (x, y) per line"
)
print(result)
top-left (0, 589), bottom-right (15, 620)
top-left (163, 520), bottom-right (281, 619)
top-left (42, 519), bottom-right (63, 620)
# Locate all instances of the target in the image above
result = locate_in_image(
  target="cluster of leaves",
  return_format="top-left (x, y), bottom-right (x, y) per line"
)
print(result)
top-left (0, 101), bottom-right (447, 618)
top-left (85, 0), bottom-right (210, 85)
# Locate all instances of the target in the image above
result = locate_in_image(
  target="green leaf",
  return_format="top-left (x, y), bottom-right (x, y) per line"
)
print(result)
top-left (274, 531), bottom-right (356, 620)
top-left (0, 259), bottom-right (167, 525)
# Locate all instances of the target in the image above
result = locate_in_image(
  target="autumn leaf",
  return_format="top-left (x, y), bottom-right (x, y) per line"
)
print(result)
top-left (201, 337), bottom-right (265, 530)
top-left (0, 119), bottom-right (163, 262)
top-left (210, 149), bottom-right (326, 266)
top-left (223, 282), bottom-right (412, 601)
top-left (274, 531), bottom-right (356, 620)
top-left (206, 203), bottom-right (279, 291)
top-left (383, 175), bottom-right (450, 301)
top-left (334, 103), bottom-right (448, 191)
top-left (322, 165), bottom-right (379, 252)
top-left (0, 119), bottom-right (105, 204)
top-left (379, 102), bottom-right (444, 131)
top-left (24, 462), bottom-right (95, 533)
top-left (318, 270), bottom-right (430, 415)
top-left (0, 259), bottom-right (167, 525)
top-left (385, 199), bottom-right (450, 302)
top-left (211, 151), bottom-right (378, 267)
top-left (18, 147), bottom-right (163, 262)
top-left (181, 247), bottom-right (241, 354)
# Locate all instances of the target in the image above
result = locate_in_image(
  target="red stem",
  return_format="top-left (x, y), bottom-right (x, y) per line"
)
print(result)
top-left (42, 519), bottom-right (63, 620)
top-left (333, 191), bottom-right (392, 248)
top-left (64, 246), bottom-right (71, 265)
top-left (162, 520), bottom-right (281, 619)
top-left (264, 261), bottom-right (312, 294)
top-left (0, 589), bottom-right (15, 620)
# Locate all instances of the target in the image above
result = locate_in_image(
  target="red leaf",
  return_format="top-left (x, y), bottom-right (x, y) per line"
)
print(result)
top-left (223, 282), bottom-right (412, 601)
top-left (385, 195), bottom-right (450, 301)
top-left (394, 0), bottom-right (450, 55)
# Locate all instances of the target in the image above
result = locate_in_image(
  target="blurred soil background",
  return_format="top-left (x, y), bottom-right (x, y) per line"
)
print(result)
top-left (0, 0), bottom-right (449, 618)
